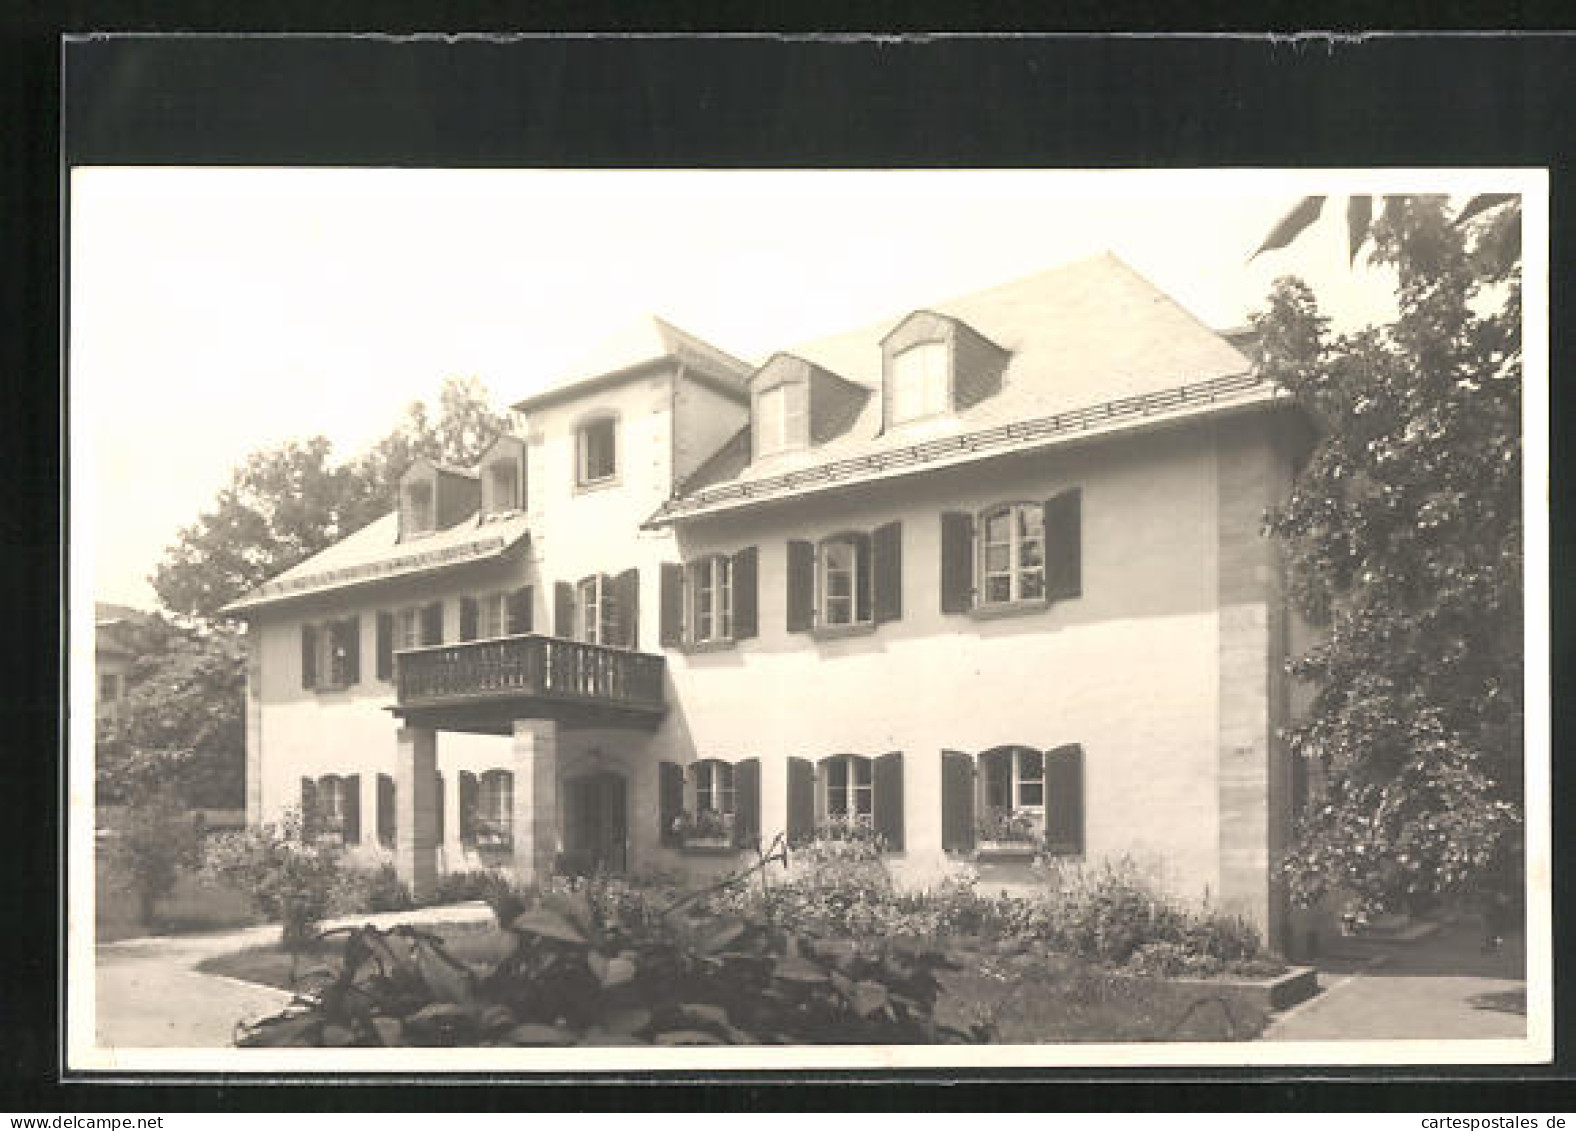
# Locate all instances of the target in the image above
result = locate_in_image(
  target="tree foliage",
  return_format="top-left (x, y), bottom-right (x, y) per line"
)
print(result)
top-left (1253, 195), bottom-right (1523, 913)
top-left (112, 786), bottom-right (202, 925)
top-left (97, 616), bottom-right (247, 809)
top-left (151, 376), bottom-right (512, 622)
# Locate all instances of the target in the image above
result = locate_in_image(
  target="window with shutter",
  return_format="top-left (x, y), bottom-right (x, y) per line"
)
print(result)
top-left (478, 769), bottom-right (514, 850)
top-left (658, 761), bottom-right (685, 847)
top-left (683, 759), bottom-right (737, 843)
top-left (420, 602), bottom-right (444, 646)
top-left (873, 751), bottom-right (904, 851)
top-left (871, 521), bottom-right (903, 624)
top-left (342, 774), bottom-right (362, 845)
top-left (1044, 744), bottom-right (1085, 856)
top-left (734, 758), bottom-right (761, 847)
top-left (459, 597), bottom-right (479, 642)
top-left (978, 503), bottom-right (1046, 606)
top-left (506, 586), bottom-right (533, 635)
top-left (817, 533), bottom-right (873, 628)
top-left (941, 750), bottom-right (977, 853)
top-left (376, 611), bottom-right (395, 681)
top-left (659, 564), bottom-right (684, 648)
top-left (300, 624), bottom-right (318, 689)
top-left (731, 547), bottom-right (758, 640)
top-left (1044, 488), bottom-right (1083, 600)
top-left (819, 754), bottom-right (874, 828)
top-left (939, 511), bottom-right (975, 614)
top-left (377, 773), bottom-right (396, 849)
top-left (977, 745), bottom-right (1046, 849)
top-left (786, 757), bottom-right (815, 845)
top-left (786, 540), bottom-right (815, 632)
top-left (685, 555), bottom-right (734, 645)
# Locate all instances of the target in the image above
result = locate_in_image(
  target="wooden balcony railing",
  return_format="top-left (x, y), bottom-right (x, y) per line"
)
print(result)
top-left (394, 634), bottom-right (667, 716)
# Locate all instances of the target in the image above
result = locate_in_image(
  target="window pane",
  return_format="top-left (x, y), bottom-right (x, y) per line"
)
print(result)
top-left (1019, 570), bottom-right (1045, 600)
top-left (985, 576), bottom-right (1012, 604)
top-left (985, 758), bottom-right (1010, 808)
top-left (984, 511), bottom-right (1010, 545)
top-left (1018, 537), bottom-right (1044, 570)
top-left (854, 785), bottom-right (873, 816)
top-left (984, 544), bottom-right (1011, 574)
top-left (1018, 782), bottom-right (1045, 808)
top-left (1018, 748), bottom-right (1044, 780)
top-left (1016, 505), bottom-right (1044, 538)
top-left (853, 757), bottom-right (872, 787)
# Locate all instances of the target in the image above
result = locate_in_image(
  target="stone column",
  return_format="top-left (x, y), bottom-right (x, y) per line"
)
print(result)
top-left (512, 719), bottom-right (560, 883)
top-left (395, 726), bottom-right (438, 902)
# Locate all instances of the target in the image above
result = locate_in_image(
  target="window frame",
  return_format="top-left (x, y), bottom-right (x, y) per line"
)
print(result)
top-left (317, 775), bottom-right (348, 840)
top-left (476, 769), bottom-right (515, 850)
top-left (693, 758), bottom-right (737, 818)
top-left (405, 479), bottom-right (436, 537)
top-left (976, 501), bottom-right (1048, 609)
top-left (577, 575), bottom-right (605, 645)
top-left (816, 532), bottom-right (872, 630)
top-left (395, 607), bottom-right (421, 651)
top-left (576, 415), bottom-right (619, 488)
top-left (821, 754), bottom-right (875, 824)
top-left (477, 592), bottom-right (509, 639)
top-left (686, 554), bottom-right (734, 645)
top-left (889, 340), bottom-right (950, 424)
top-left (756, 380), bottom-right (808, 456)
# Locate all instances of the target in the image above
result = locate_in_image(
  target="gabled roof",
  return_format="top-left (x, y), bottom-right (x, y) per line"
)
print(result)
top-left (220, 510), bottom-right (531, 616)
top-left (647, 253), bottom-right (1268, 526)
top-left (514, 315), bottom-right (754, 412)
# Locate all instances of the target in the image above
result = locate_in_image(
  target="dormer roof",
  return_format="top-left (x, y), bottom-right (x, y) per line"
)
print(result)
top-left (514, 315), bottom-right (753, 413)
top-left (647, 252), bottom-right (1265, 527)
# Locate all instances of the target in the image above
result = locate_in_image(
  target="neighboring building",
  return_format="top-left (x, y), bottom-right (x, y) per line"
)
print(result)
top-left (95, 602), bottom-right (144, 726)
top-left (223, 254), bottom-right (1315, 952)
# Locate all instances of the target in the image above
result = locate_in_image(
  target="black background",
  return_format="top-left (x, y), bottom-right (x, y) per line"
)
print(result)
top-left (3, 9), bottom-right (1573, 1111)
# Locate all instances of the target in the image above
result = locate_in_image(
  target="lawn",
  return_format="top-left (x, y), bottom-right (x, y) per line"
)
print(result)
top-left (95, 847), bottom-right (261, 942)
top-left (198, 920), bottom-right (1268, 1043)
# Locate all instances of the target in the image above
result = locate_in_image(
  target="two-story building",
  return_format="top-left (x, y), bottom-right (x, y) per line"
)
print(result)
top-left (223, 253), bottom-right (1313, 951)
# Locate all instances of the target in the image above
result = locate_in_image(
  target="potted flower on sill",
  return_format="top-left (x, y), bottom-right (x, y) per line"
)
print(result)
top-left (974, 808), bottom-right (1041, 860)
top-left (474, 817), bottom-right (514, 853)
top-left (674, 808), bottom-right (735, 850)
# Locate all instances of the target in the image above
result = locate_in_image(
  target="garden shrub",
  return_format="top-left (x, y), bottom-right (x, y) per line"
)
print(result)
top-left (236, 838), bottom-right (989, 1047)
top-left (112, 786), bottom-right (201, 926)
top-left (203, 806), bottom-right (345, 950)
top-left (427, 869), bottom-right (499, 906)
top-left (333, 862), bottom-right (415, 915)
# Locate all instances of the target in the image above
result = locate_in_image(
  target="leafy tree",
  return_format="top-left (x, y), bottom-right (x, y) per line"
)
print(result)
top-left (1251, 195), bottom-right (1523, 915)
top-left (152, 376), bottom-right (511, 622)
top-left (97, 616), bottom-right (247, 809)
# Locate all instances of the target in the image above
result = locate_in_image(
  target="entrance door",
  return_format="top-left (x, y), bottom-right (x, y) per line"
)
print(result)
top-left (564, 772), bottom-right (627, 875)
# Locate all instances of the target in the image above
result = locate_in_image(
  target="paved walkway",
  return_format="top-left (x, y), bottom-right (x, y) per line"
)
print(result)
top-left (1263, 918), bottom-right (1527, 1041)
top-left (95, 902), bottom-right (494, 1049)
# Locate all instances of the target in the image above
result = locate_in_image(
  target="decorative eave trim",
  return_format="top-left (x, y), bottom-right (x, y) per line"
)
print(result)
top-left (643, 371), bottom-right (1286, 529)
top-left (220, 527), bottom-right (529, 617)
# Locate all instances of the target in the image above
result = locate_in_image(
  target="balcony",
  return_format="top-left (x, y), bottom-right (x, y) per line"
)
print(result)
top-left (391, 634), bottom-right (667, 734)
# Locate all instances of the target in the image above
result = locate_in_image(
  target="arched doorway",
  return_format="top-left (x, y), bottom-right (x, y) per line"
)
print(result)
top-left (563, 771), bottom-right (628, 875)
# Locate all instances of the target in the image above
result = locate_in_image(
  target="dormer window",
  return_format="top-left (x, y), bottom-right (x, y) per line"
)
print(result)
top-left (890, 341), bottom-right (949, 423)
top-left (405, 481), bottom-right (435, 537)
top-left (757, 381), bottom-right (807, 456)
top-left (577, 416), bottom-right (618, 487)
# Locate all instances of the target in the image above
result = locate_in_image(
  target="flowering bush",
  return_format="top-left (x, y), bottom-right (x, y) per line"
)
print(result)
top-left (203, 806), bottom-right (345, 949)
top-left (975, 808), bottom-right (1040, 844)
top-left (333, 862), bottom-right (415, 915)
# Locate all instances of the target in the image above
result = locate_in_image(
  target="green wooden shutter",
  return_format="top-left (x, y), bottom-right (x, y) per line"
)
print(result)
top-left (941, 750), bottom-right (977, 853)
top-left (1044, 488), bottom-right (1082, 600)
top-left (459, 771), bottom-right (479, 845)
top-left (1045, 744), bottom-right (1085, 856)
top-left (459, 597), bottom-right (479, 642)
top-left (507, 585), bottom-right (533, 634)
top-left (613, 568), bottom-right (640, 649)
top-left (554, 582), bottom-right (575, 639)
top-left (342, 617), bottom-right (361, 684)
top-left (873, 751), bottom-right (904, 851)
top-left (299, 777), bottom-right (319, 840)
top-left (376, 612), bottom-right (395, 681)
top-left (786, 757), bottom-right (816, 845)
top-left (734, 757), bottom-right (761, 847)
top-left (786, 540), bottom-right (815, 632)
top-left (871, 521), bottom-right (903, 624)
top-left (940, 511), bottom-right (975, 614)
top-left (378, 773), bottom-right (396, 848)
top-left (434, 770), bottom-right (446, 844)
top-left (659, 563), bottom-right (684, 648)
top-left (421, 601), bottom-right (444, 645)
top-left (300, 624), bottom-right (318, 689)
top-left (659, 761), bottom-right (685, 847)
top-left (731, 547), bottom-right (758, 640)
top-left (343, 774), bottom-right (362, 845)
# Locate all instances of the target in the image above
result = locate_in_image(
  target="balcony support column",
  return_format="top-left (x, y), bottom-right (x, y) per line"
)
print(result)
top-left (512, 718), bottom-right (560, 884)
top-left (395, 725), bottom-right (439, 902)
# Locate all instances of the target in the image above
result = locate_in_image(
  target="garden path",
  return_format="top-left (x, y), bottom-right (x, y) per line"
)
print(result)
top-left (92, 902), bottom-right (495, 1050)
top-left (1262, 918), bottom-right (1529, 1042)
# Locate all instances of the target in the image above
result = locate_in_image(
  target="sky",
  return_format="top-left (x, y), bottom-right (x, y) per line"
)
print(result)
top-left (72, 168), bottom-right (1414, 611)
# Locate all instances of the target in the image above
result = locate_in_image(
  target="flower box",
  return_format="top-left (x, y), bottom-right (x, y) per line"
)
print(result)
top-left (974, 840), bottom-right (1039, 862)
top-left (680, 835), bottom-right (739, 854)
